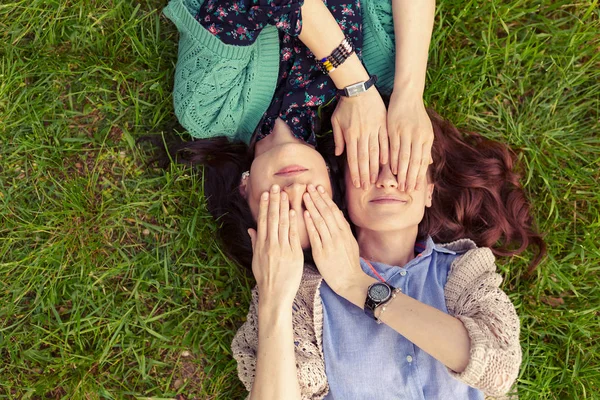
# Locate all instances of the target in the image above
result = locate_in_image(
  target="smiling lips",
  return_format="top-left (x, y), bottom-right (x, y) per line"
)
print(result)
top-left (370, 195), bottom-right (408, 204)
top-left (275, 165), bottom-right (309, 176)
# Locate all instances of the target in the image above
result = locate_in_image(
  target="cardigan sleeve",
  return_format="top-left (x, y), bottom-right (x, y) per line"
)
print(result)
top-left (196, 0), bottom-right (303, 45)
top-left (163, 0), bottom-right (280, 142)
top-left (444, 248), bottom-right (522, 397)
top-left (231, 287), bottom-right (260, 394)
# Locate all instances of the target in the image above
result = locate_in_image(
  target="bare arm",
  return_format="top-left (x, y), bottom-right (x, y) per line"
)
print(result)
top-left (342, 274), bottom-right (471, 373)
top-left (250, 303), bottom-right (301, 400)
top-left (392, 0), bottom-right (435, 95)
top-left (299, 0), bottom-right (389, 190)
top-left (303, 184), bottom-right (470, 373)
top-left (246, 186), bottom-right (304, 400)
top-left (388, 0), bottom-right (436, 192)
top-left (298, 0), bottom-right (369, 88)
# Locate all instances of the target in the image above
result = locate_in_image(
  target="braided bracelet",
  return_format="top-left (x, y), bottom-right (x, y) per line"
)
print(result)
top-left (317, 37), bottom-right (355, 74)
top-left (375, 288), bottom-right (402, 325)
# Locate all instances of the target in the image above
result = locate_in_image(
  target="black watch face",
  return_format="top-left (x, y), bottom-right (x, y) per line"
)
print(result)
top-left (369, 283), bottom-right (391, 302)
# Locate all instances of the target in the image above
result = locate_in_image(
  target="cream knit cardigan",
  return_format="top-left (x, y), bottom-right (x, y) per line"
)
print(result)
top-left (231, 239), bottom-right (521, 399)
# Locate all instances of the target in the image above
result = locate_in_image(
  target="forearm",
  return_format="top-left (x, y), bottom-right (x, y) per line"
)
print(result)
top-left (250, 301), bottom-right (302, 400)
top-left (392, 0), bottom-right (435, 95)
top-left (340, 277), bottom-right (471, 373)
top-left (298, 0), bottom-right (369, 88)
top-left (375, 292), bottom-right (471, 373)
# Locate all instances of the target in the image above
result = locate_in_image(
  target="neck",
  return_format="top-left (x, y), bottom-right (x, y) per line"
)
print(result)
top-left (254, 118), bottom-right (312, 157)
top-left (357, 226), bottom-right (420, 267)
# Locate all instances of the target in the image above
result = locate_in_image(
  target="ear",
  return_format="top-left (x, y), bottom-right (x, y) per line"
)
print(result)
top-left (239, 175), bottom-right (248, 198)
top-left (425, 183), bottom-right (434, 208)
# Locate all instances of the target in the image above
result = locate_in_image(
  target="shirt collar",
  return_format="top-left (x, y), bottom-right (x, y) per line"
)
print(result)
top-left (361, 236), bottom-right (457, 277)
top-left (419, 236), bottom-right (457, 258)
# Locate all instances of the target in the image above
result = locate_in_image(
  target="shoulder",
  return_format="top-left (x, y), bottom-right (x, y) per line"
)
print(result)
top-left (439, 238), bottom-right (496, 276)
top-left (441, 240), bottom-right (501, 310)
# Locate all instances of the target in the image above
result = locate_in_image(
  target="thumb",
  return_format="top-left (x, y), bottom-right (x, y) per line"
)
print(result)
top-left (248, 228), bottom-right (257, 250)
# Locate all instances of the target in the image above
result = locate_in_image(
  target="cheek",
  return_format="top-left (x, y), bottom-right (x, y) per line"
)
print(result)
top-left (345, 191), bottom-right (366, 228)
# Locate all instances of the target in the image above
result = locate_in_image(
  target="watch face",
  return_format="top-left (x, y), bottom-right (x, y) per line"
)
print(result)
top-left (369, 283), bottom-right (391, 302)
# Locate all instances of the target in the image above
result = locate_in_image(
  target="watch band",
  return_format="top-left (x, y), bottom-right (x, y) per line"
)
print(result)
top-left (339, 75), bottom-right (378, 97)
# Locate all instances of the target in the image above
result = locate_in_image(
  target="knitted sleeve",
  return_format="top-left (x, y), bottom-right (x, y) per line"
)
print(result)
top-left (231, 288), bottom-right (260, 394)
top-left (231, 269), bottom-right (329, 400)
top-left (196, 0), bottom-right (304, 45)
top-left (444, 248), bottom-right (522, 397)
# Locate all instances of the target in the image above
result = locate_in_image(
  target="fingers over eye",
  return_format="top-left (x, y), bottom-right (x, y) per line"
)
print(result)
top-left (267, 185), bottom-right (280, 242)
top-left (358, 134), bottom-right (370, 190)
top-left (303, 191), bottom-right (332, 243)
top-left (378, 125), bottom-right (389, 166)
top-left (369, 133), bottom-right (379, 184)
top-left (307, 184), bottom-right (338, 227)
top-left (397, 138), bottom-right (411, 192)
top-left (278, 191), bottom-right (290, 245)
top-left (405, 144), bottom-right (423, 193)
top-left (346, 138), bottom-right (360, 189)
top-left (289, 209), bottom-right (301, 250)
top-left (314, 185), bottom-right (344, 230)
top-left (303, 210), bottom-right (322, 252)
top-left (257, 191), bottom-right (269, 242)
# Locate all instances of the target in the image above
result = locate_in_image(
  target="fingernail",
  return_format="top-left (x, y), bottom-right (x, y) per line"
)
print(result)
top-left (304, 210), bottom-right (311, 218)
top-left (353, 179), bottom-right (360, 188)
top-left (362, 181), bottom-right (368, 190)
top-left (261, 192), bottom-right (269, 200)
top-left (303, 192), bottom-right (311, 201)
top-left (308, 184), bottom-right (316, 192)
top-left (317, 185), bottom-right (325, 193)
top-left (290, 209), bottom-right (296, 217)
top-left (281, 192), bottom-right (287, 200)
top-left (371, 173), bottom-right (377, 183)
top-left (271, 185), bottom-right (279, 193)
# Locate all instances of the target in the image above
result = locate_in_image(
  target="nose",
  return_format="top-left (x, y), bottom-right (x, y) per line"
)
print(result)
top-left (282, 182), bottom-right (307, 211)
top-left (376, 163), bottom-right (399, 189)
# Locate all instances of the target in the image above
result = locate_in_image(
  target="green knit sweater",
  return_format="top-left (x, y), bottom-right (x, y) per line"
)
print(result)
top-left (164, 0), bottom-right (396, 144)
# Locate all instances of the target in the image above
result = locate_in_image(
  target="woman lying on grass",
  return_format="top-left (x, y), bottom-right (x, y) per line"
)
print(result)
top-left (159, 0), bottom-right (436, 268)
top-left (231, 110), bottom-right (545, 400)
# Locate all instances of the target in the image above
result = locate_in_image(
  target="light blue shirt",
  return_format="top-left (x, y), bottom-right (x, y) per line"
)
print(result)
top-left (320, 237), bottom-right (484, 400)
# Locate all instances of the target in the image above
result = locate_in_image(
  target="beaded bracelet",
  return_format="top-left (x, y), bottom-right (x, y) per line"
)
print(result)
top-left (375, 288), bottom-right (402, 325)
top-left (317, 37), bottom-right (354, 74)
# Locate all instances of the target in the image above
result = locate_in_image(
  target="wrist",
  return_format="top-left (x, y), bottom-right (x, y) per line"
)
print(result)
top-left (336, 274), bottom-right (378, 309)
top-left (328, 53), bottom-right (370, 90)
top-left (392, 75), bottom-right (425, 98)
top-left (258, 296), bottom-right (294, 317)
top-left (390, 88), bottom-right (426, 109)
top-left (258, 299), bottom-right (293, 321)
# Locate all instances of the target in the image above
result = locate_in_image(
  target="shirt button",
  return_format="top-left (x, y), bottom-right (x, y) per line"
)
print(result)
top-left (400, 271), bottom-right (407, 276)
top-left (406, 355), bottom-right (413, 363)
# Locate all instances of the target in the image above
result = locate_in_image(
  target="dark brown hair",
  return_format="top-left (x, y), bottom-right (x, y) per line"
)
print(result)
top-left (419, 110), bottom-right (546, 272)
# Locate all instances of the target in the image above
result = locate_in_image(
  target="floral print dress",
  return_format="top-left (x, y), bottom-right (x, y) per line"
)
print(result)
top-left (196, 0), bottom-right (363, 146)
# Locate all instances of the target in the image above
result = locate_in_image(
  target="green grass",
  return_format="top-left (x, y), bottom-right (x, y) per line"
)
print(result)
top-left (0, 0), bottom-right (598, 399)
